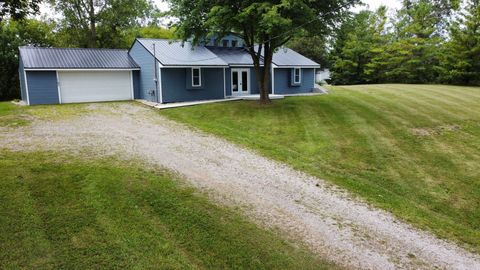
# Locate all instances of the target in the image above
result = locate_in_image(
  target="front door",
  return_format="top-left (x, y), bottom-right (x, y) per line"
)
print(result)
top-left (231, 69), bottom-right (250, 96)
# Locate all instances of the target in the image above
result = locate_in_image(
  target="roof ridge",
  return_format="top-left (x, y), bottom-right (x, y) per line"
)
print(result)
top-left (19, 46), bottom-right (128, 51)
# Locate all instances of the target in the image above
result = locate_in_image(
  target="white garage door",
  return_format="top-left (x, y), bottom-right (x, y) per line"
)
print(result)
top-left (58, 71), bottom-right (133, 103)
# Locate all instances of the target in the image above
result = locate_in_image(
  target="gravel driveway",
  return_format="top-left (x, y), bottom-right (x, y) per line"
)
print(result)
top-left (1, 102), bottom-right (479, 270)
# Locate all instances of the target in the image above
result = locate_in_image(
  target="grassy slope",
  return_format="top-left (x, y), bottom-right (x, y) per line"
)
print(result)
top-left (0, 150), bottom-right (332, 269)
top-left (161, 84), bottom-right (480, 252)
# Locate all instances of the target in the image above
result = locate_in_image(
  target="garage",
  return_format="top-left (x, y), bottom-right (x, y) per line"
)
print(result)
top-left (19, 47), bottom-right (140, 105)
top-left (58, 71), bottom-right (133, 103)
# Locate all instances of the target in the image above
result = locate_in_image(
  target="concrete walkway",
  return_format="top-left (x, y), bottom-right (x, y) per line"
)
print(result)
top-left (136, 93), bottom-right (326, 110)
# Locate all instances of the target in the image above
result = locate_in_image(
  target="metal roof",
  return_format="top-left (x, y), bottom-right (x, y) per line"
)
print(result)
top-left (208, 45), bottom-right (319, 67)
top-left (272, 47), bottom-right (319, 67)
top-left (19, 47), bottom-right (140, 69)
top-left (205, 47), bottom-right (263, 65)
top-left (136, 39), bottom-right (228, 66)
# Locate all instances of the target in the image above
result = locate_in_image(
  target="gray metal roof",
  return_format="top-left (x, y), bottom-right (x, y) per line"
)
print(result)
top-left (206, 47), bottom-right (261, 65)
top-left (19, 47), bottom-right (140, 69)
top-left (208, 45), bottom-right (319, 67)
top-left (272, 47), bottom-right (319, 67)
top-left (136, 39), bottom-right (228, 66)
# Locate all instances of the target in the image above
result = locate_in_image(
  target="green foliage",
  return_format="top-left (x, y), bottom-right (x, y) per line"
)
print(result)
top-left (0, 19), bottom-right (55, 100)
top-left (0, 150), bottom-right (333, 269)
top-left (50, 0), bottom-right (155, 48)
top-left (288, 33), bottom-right (331, 68)
top-left (440, 0), bottom-right (480, 85)
top-left (331, 7), bottom-right (389, 84)
top-left (331, 0), bottom-right (479, 86)
top-left (0, 0), bottom-right (42, 21)
top-left (162, 84), bottom-right (480, 253)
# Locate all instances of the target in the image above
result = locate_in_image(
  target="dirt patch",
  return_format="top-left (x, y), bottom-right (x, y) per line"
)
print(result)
top-left (411, 124), bottom-right (461, 136)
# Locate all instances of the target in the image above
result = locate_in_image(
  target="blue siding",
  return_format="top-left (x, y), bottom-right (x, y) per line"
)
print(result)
top-left (26, 71), bottom-right (59, 105)
top-left (18, 56), bottom-right (28, 103)
top-left (132, 70), bottom-right (141, 99)
top-left (161, 68), bottom-right (224, 103)
top-left (274, 68), bottom-right (314, 94)
top-left (129, 40), bottom-right (157, 102)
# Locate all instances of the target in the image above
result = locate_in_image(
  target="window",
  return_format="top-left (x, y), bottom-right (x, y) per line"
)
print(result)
top-left (293, 68), bottom-right (301, 84)
top-left (231, 40), bottom-right (237, 47)
top-left (222, 40), bottom-right (229, 47)
top-left (192, 68), bottom-right (201, 87)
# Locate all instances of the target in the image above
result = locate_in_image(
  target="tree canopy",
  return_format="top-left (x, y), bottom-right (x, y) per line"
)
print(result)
top-left (330, 0), bottom-right (480, 86)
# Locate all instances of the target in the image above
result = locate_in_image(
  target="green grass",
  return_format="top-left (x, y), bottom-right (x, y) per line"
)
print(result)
top-left (161, 84), bottom-right (480, 253)
top-left (0, 151), bottom-right (333, 269)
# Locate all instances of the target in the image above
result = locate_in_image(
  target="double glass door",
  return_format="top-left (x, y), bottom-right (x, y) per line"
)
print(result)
top-left (231, 69), bottom-right (250, 96)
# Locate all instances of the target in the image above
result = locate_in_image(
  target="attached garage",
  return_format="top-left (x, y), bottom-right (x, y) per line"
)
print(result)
top-left (19, 47), bottom-right (140, 105)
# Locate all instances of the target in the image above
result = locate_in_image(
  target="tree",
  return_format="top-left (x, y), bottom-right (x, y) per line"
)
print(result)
top-left (0, 0), bottom-right (42, 21)
top-left (0, 19), bottom-right (54, 100)
top-left (168, 0), bottom-right (358, 104)
top-left (49, 0), bottom-right (154, 48)
top-left (288, 33), bottom-right (330, 69)
top-left (440, 0), bottom-right (480, 85)
top-left (330, 7), bottom-right (389, 84)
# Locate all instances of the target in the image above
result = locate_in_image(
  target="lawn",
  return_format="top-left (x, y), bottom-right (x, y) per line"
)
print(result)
top-left (161, 84), bottom-right (480, 252)
top-left (0, 150), bottom-right (332, 269)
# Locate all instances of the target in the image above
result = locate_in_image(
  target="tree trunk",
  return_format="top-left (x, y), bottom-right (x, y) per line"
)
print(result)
top-left (88, 0), bottom-right (96, 48)
top-left (256, 44), bottom-right (272, 104)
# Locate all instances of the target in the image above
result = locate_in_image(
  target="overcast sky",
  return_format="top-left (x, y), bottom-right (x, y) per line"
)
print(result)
top-left (40, 0), bottom-right (403, 21)
top-left (153, 0), bottom-right (403, 12)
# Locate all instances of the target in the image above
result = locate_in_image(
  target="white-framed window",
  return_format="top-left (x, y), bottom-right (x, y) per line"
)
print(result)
top-left (231, 40), bottom-right (237, 47)
top-left (192, 68), bottom-right (201, 87)
top-left (293, 68), bottom-right (301, 84)
top-left (222, 40), bottom-right (229, 47)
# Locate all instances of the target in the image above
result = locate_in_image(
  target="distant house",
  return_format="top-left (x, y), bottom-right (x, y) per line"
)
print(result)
top-left (18, 35), bottom-right (320, 105)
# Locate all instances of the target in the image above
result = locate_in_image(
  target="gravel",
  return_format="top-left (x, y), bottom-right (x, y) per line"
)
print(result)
top-left (1, 102), bottom-right (479, 270)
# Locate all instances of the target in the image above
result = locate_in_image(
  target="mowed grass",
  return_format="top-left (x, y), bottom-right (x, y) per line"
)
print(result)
top-left (162, 84), bottom-right (480, 252)
top-left (0, 150), bottom-right (333, 269)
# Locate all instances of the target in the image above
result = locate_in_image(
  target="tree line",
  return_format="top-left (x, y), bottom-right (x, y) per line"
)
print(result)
top-left (0, 0), bottom-right (173, 101)
top-left (330, 0), bottom-right (480, 86)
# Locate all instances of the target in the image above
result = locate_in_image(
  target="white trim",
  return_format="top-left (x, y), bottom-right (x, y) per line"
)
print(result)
top-left (293, 67), bottom-right (301, 84)
top-left (157, 66), bottom-right (228, 68)
top-left (130, 70), bottom-right (134, 100)
top-left (229, 64), bottom-right (255, 67)
top-left (313, 68), bottom-right (316, 84)
top-left (275, 65), bottom-right (320, 68)
top-left (24, 69), bottom-right (30, 105)
top-left (192, 67), bottom-right (202, 87)
top-left (24, 68), bottom-right (140, 71)
top-left (230, 68), bottom-right (250, 96)
top-left (223, 67), bottom-right (226, 99)
top-left (271, 66), bottom-right (275, 95)
top-left (56, 71), bottom-right (62, 104)
top-left (158, 66), bottom-right (163, 103)
top-left (158, 64), bottom-right (163, 104)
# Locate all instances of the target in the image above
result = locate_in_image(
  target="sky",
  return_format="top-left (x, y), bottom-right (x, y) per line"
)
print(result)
top-left (153, 0), bottom-right (403, 12)
top-left (40, 0), bottom-right (403, 21)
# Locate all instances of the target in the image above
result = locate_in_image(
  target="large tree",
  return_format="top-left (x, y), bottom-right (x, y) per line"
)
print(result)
top-left (330, 7), bottom-right (389, 84)
top-left (168, 0), bottom-right (358, 103)
top-left (440, 0), bottom-right (480, 85)
top-left (50, 0), bottom-right (154, 48)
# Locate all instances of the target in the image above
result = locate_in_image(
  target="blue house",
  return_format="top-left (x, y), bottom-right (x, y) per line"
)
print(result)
top-left (19, 36), bottom-right (320, 105)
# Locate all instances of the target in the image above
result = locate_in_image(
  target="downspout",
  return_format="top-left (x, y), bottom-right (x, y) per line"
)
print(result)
top-left (153, 43), bottom-right (159, 103)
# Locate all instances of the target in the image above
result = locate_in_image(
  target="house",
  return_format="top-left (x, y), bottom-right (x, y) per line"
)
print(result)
top-left (18, 36), bottom-right (320, 105)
